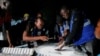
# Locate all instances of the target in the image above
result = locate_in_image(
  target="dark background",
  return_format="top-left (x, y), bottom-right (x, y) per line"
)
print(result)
top-left (8, 0), bottom-right (100, 24)
top-left (9, 0), bottom-right (99, 15)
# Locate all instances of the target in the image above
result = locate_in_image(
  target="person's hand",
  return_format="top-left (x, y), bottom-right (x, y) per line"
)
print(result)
top-left (56, 41), bottom-right (65, 51)
top-left (39, 36), bottom-right (49, 41)
top-left (59, 37), bottom-right (64, 40)
top-left (63, 31), bottom-right (67, 36)
top-left (9, 44), bottom-right (13, 47)
top-left (57, 38), bottom-right (64, 46)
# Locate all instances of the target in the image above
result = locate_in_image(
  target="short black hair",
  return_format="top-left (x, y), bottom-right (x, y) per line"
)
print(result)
top-left (60, 6), bottom-right (70, 11)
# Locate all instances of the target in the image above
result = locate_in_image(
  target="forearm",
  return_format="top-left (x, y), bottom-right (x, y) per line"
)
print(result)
top-left (62, 30), bottom-right (69, 38)
top-left (65, 25), bottom-right (77, 42)
top-left (23, 31), bottom-right (41, 41)
top-left (6, 30), bottom-right (11, 44)
top-left (23, 36), bottom-right (41, 41)
top-left (65, 19), bottom-right (82, 44)
top-left (65, 33), bottom-right (74, 43)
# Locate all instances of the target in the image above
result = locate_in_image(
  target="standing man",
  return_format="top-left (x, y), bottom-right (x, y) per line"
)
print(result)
top-left (57, 6), bottom-right (95, 56)
top-left (0, 0), bottom-right (11, 47)
top-left (57, 6), bottom-right (84, 46)
top-left (6, 13), bottom-right (30, 47)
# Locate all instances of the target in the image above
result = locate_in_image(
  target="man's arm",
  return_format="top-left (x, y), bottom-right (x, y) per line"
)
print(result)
top-left (22, 24), bottom-right (41, 41)
top-left (63, 21), bottom-right (69, 38)
top-left (6, 30), bottom-right (13, 47)
top-left (23, 31), bottom-right (48, 41)
top-left (65, 11), bottom-right (84, 44)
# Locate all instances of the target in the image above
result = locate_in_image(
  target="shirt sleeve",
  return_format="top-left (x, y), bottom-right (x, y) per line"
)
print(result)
top-left (65, 11), bottom-right (84, 44)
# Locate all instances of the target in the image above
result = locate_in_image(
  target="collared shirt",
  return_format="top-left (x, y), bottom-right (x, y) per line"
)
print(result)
top-left (27, 26), bottom-right (49, 47)
top-left (30, 27), bottom-right (49, 36)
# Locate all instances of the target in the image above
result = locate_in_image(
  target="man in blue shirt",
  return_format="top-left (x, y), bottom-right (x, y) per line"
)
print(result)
top-left (57, 6), bottom-right (94, 56)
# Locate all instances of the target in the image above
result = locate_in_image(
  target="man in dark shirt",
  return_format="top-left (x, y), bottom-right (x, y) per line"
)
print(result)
top-left (6, 13), bottom-right (29, 47)
top-left (23, 13), bottom-right (49, 48)
top-left (0, 0), bottom-right (11, 47)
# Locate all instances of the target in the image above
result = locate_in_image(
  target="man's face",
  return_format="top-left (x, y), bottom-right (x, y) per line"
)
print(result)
top-left (60, 9), bottom-right (69, 19)
top-left (35, 18), bottom-right (44, 29)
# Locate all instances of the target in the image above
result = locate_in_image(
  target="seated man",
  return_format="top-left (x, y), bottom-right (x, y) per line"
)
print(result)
top-left (23, 15), bottom-right (49, 48)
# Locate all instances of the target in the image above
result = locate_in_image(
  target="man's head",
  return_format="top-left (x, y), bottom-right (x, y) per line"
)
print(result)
top-left (23, 13), bottom-right (29, 21)
top-left (34, 17), bottom-right (44, 29)
top-left (60, 6), bottom-right (69, 19)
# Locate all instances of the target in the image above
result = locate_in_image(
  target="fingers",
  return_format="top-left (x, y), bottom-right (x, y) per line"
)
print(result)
top-left (59, 37), bottom-right (64, 41)
top-left (57, 39), bottom-right (64, 46)
top-left (9, 44), bottom-right (14, 48)
top-left (43, 36), bottom-right (49, 41)
top-left (40, 36), bottom-right (49, 41)
top-left (56, 41), bottom-right (65, 50)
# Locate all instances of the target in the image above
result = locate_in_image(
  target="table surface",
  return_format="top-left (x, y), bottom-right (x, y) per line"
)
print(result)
top-left (35, 43), bottom-right (88, 56)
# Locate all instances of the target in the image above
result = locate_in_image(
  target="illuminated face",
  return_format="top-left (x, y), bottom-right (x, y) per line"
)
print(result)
top-left (60, 9), bottom-right (69, 19)
top-left (35, 18), bottom-right (44, 29)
